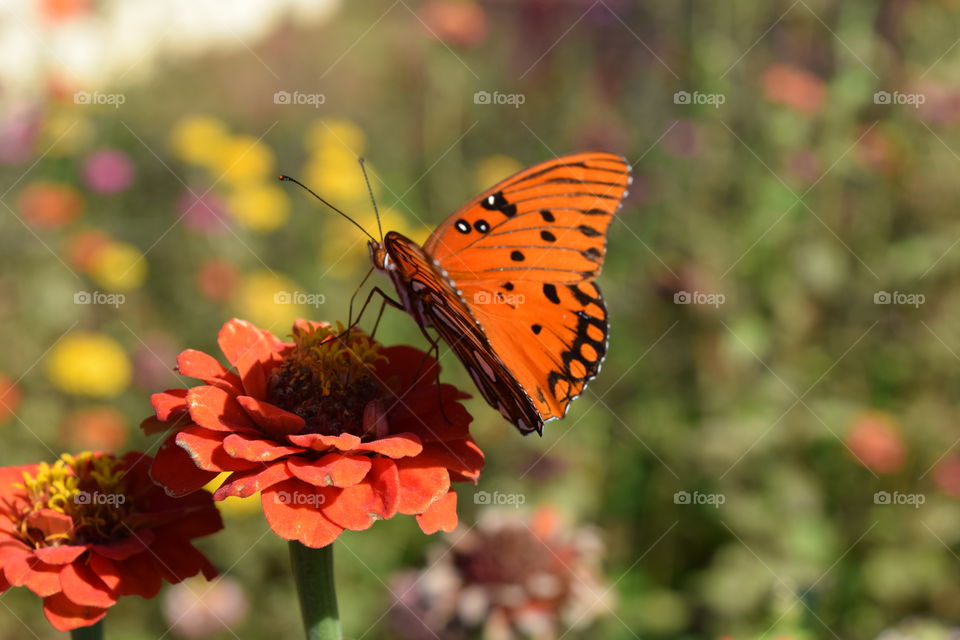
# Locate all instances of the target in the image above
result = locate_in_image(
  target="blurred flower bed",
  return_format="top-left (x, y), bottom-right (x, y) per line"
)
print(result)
top-left (3, 1), bottom-right (960, 639)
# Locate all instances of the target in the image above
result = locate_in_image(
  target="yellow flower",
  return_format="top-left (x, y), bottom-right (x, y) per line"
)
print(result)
top-left (170, 115), bottom-right (230, 167)
top-left (319, 206), bottom-right (429, 278)
top-left (474, 154), bottom-right (523, 193)
top-left (305, 119), bottom-right (367, 157)
top-left (88, 242), bottom-right (147, 292)
top-left (203, 473), bottom-right (260, 517)
top-left (226, 182), bottom-right (290, 232)
top-left (234, 270), bottom-right (307, 330)
top-left (46, 333), bottom-right (131, 398)
top-left (42, 111), bottom-right (93, 157)
top-left (302, 146), bottom-right (375, 206)
top-left (215, 135), bottom-right (275, 184)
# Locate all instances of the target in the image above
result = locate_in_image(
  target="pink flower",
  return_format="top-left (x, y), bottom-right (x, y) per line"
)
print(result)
top-left (83, 150), bottom-right (134, 194)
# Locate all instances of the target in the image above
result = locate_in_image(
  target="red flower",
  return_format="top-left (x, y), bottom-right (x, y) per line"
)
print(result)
top-left (0, 451), bottom-right (222, 631)
top-left (142, 319), bottom-right (484, 548)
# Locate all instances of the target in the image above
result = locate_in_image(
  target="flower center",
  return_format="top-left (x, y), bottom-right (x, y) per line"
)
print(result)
top-left (13, 453), bottom-right (130, 547)
top-left (268, 324), bottom-right (388, 438)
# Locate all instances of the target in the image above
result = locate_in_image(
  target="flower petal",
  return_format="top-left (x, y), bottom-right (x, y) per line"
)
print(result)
top-left (415, 490), bottom-right (458, 534)
top-left (151, 389), bottom-right (188, 421)
top-left (59, 561), bottom-right (116, 608)
top-left (287, 454), bottom-right (372, 488)
top-left (287, 432), bottom-right (362, 452)
top-left (186, 386), bottom-right (257, 433)
top-left (395, 459), bottom-right (451, 515)
top-left (34, 545), bottom-right (86, 565)
top-left (149, 538), bottom-right (216, 583)
top-left (91, 530), bottom-right (154, 561)
top-left (152, 433), bottom-right (219, 497)
top-left (4, 554), bottom-right (61, 596)
top-left (353, 433), bottom-right (423, 459)
top-left (217, 318), bottom-right (281, 367)
top-left (261, 480), bottom-right (343, 548)
top-left (114, 553), bottom-right (163, 598)
top-left (86, 554), bottom-right (121, 592)
top-left (176, 426), bottom-right (260, 472)
top-left (222, 432), bottom-right (303, 463)
top-left (217, 319), bottom-right (281, 398)
top-left (140, 415), bottom-right (173, 436)
top-left (177, 349), bottom-right (242, 393)
top-left (43, 592), bottom-right (107, 632)
top-left (421, 439), bottom-right (485, 481)
top-left (236, 395), bottom-right (305, 439)
top-left (367, 457), bottom-right (399, 520)
top-left (321, 458), bottom-right (399, 530)
top-left (213, 464), bottom-right (291, 499)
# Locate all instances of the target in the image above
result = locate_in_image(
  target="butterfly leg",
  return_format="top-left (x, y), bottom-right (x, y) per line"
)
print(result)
top-left (346, 267), bottom-right (375, 327)
top-left (338, 286), bottom-right (403, 341)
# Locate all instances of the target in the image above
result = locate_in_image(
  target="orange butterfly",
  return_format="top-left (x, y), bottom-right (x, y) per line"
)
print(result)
top-left (366, 152), bottom-right (632, 435)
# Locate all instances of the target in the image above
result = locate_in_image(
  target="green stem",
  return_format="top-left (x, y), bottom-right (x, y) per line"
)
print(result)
top-left (289, 541), bottom-right (341, 640)
top-left (70, 619), bottom-right (103, 640)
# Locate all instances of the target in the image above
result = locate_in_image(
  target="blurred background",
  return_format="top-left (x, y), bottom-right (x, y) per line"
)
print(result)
top-left (1, 0), bottom-right (960, 638)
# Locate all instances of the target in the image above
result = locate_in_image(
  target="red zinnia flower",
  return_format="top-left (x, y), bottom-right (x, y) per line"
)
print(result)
top-left (0, 451), bottom-right (222, 631)
top-left (142, 319), bottom-right (484, 548)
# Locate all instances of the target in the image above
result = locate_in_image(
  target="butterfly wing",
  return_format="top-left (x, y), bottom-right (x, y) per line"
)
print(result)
top-left (381, 232), bottom-right (545, 434)
top-left (424, 152), bottom-right (631, 283)
top-left (423, 152), bottom-right (630, 423)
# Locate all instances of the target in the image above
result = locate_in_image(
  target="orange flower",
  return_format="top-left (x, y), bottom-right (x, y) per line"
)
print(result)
top-left (845, 411), bottom-right (905, 474)
top-left (761, 64), bottom-right (826, 115)
top-left (0, 374), bottom-right (20, 423)
top-left (141, 319), bottom-right (483, 548)
top-left (0, 452), bottom-right (222, 631)
top-left (18, 181), bottom-right (83, 230)
top-left (418, 0), bottom-right (489, 48)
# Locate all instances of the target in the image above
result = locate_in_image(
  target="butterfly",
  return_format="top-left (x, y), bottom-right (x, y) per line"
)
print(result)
top-left (361, 152), bottom-right (632, 435)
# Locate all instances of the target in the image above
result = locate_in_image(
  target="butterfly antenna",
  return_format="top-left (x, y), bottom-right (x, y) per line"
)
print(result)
top-left (358, 157), bottom-right (384, 242)
top-left (278, 175), bottom-right (377, 242)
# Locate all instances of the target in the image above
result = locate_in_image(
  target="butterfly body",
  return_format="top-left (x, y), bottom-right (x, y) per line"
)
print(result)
top-left (370, 152), bottom-right (631, 434)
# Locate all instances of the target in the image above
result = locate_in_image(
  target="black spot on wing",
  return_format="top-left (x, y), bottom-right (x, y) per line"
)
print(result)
top-left (543, 284), bottom-right (560, 304)
top-left (481, 191), bottom-right (517, 217)
top-left (510, 250), bottom-right (525, 262)
top-left (577, 224), bottom-right (602, 238)
top-left (546, 283), bottom-right (608, 406)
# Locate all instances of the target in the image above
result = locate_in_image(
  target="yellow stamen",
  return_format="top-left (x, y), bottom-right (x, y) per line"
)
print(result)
top-left (269, 323), bottom-right (389, 438)
top-left (11, 452), bottom-right (129, 547)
